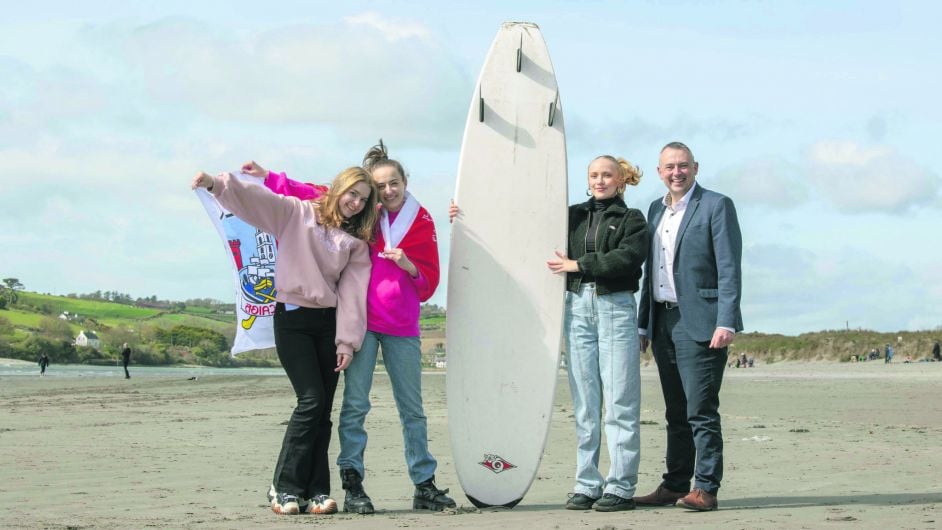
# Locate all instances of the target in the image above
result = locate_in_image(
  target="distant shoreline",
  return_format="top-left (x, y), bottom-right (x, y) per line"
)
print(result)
top-left (0, 357), bottom-right (33, 366)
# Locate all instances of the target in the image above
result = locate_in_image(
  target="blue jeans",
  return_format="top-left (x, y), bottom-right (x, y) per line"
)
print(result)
top-left (337, 331), bottom-right (437, 484)
top-left (565, 284), bottom-right (641, 499)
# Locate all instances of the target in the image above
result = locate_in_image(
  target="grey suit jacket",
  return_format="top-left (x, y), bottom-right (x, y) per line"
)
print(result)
top-left (638, 184), bottom-right (743, 342)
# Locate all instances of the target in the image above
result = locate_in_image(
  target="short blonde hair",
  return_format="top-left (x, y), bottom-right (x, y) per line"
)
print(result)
top-left (317, 166), bottom-right (378, 241)
top-left (590, 155), bottom-right (643, 197)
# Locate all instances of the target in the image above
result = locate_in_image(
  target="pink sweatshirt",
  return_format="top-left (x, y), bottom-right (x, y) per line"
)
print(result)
top-left (209, 172), bottom-right (371, 354)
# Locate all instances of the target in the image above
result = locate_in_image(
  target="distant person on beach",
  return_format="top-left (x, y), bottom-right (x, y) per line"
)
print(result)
top-left (636, 142), bottom-right (743, 512)
top-left (884, 344), bottom-right (894, 364)
top-left (38, 352), bottom-right (49, 376)
top-left (241, 141), bottom-right (456, 514)
top-left (932, 341), bottom-right (940, 362)
top-left (193, 164), bottom-right (376, 516)
top-left (546, 155), bottom-right (648, 512)
top-left (120, 343), bottom-right (131, 379)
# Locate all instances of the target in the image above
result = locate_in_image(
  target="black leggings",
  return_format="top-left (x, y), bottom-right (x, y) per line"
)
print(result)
top-left (271, 303), bottom-right (340, 498)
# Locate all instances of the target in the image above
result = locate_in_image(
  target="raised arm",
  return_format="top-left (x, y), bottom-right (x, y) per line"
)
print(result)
top-left (192, 171), bottom-right (300, 238)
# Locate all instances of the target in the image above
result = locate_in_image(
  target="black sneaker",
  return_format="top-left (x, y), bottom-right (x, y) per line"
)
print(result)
top-left (565, 493), bottom-right (599, 510)
top-left (413, 475), bottom-right (457, 511)
top-left (594, 493), bottom-right (636, 512)
top-left (340, 468), bottom-right (375, 514)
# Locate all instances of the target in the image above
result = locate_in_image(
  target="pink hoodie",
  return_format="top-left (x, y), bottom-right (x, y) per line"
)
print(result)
top-left (209, 172), bottom-right (371, 354)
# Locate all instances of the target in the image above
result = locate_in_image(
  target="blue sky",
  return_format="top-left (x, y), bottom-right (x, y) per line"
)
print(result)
top-left (3, 1), bottom-right (940, 335)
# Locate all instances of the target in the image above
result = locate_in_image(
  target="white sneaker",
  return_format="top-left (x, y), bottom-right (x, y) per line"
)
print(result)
top-left (306, 494), bottom-right (338, 515)
top-left (268, 485), bottom-right (301, 515)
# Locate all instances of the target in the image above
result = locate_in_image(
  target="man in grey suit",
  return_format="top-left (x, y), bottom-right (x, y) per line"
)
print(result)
top-left (635, 142), bottom-right (743, 511)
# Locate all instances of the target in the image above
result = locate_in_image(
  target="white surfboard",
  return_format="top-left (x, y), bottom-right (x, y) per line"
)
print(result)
top-left (446, 22), bottom-right (567, 508)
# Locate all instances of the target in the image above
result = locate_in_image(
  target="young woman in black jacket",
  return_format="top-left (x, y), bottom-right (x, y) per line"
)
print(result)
top-left (547, 155), bottom-right (648, 512)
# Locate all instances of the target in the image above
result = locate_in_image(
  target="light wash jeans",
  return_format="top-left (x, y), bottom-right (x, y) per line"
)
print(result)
top-left (337, 331), bottom-right (437, 484)
top-left (565, 283), bottom-right (641, 499)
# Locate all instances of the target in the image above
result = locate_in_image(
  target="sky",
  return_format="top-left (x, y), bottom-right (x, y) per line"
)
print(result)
top-left (2, 0), bottom-right (940, 335)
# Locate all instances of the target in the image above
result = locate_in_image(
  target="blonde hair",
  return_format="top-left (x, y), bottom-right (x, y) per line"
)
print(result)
top-left (591, 155), bottom-right (643, 197)
top-left (316, 166), bottom-right (378, 241)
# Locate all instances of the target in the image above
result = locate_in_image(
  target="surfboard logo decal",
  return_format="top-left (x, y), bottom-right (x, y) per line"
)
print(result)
top-left (479, 454), bottom-right (516, 474)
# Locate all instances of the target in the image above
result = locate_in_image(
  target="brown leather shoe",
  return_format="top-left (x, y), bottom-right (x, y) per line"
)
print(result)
top-left (675, 488), bottom-right (717, 511)
top-left (633, 485), bottom-right (687, 506)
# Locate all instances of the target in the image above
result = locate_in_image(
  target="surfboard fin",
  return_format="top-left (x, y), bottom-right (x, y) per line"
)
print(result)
top-left (548, 90), bottom-right (559, 127)
top-left (479, 85), bottom-right (485, 122)
top-left (516, 34), bottom-right (523, 72)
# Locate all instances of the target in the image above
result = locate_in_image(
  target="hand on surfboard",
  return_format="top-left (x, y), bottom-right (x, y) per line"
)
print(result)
top-left (448, 200), bottom-right (460, 224)
top-left (381, 248), bottom-right (419, 278)
top-left (241, 160), bottom-right (268, 179)
top-left (546, 250), bottom-right (578, 274)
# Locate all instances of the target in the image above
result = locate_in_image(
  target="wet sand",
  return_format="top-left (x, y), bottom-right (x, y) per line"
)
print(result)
top-left (1, 361), bottom-right (940, 529)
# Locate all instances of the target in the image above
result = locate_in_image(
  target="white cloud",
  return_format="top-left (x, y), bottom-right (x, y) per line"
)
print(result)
top-left (566, 114), bottom-right (754, 154)
top-left (713, 157), bottom-right (808, 209)
top-left (807, 140), bottom-right (941, 213)
top-left (95, 15), bottom-right (468, 146)
top-left (743, 243), bottom-right (939, 334)
top-left (344, 11), bottom-right (432, 42)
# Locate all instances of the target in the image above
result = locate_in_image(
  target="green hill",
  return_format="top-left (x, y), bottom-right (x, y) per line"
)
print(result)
top-left (0, 291), bottom-right (261, 367)
top-left (728, 329), bottom-right (941, 363)
top-left (3, 290), bottom-right (937, 367)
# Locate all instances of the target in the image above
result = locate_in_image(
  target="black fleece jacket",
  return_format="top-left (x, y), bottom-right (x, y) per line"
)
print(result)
top-left (567, 197), bottom-right (649, 295)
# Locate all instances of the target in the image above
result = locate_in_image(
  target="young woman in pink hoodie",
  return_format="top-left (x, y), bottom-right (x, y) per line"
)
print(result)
top-left (192, 166), bottom-right (377, 516)
top-left (241, 141), bottom-right (454, 514)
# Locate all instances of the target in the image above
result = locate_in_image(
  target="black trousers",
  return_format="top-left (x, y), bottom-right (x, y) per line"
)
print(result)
top-left (271, 303), bottom-right (340, 498)
top-left (651, 303), bottom-right (727, 495)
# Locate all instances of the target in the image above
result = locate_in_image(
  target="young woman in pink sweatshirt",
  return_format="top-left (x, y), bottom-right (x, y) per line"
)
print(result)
top-left (192, 166), bottom-right (377, 516)
top-left (241, 141), bottom-right (454, 514)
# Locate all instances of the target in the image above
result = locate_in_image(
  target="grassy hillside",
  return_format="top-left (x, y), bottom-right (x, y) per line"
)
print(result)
top-left (729, 329), bottom-right (942, 363)
top-left (18, 292), bottom-right (161, 320)
top-left (2, 290), bottom-right (450, 367)
top-left (1, 291), bottom-right (248, 366)
top-left (5, 290), bottom-right (938, 365)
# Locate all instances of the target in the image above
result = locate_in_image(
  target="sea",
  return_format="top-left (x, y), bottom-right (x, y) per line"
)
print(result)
top-left (0, 360), bottom-right (286, 378)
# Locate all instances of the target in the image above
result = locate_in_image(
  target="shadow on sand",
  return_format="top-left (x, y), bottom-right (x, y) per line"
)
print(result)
top-left (434, 492), bottom-right (942, 514)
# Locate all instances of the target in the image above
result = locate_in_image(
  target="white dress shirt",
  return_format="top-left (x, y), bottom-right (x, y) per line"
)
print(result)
top-left (652, 183), bottom-right (698, 304)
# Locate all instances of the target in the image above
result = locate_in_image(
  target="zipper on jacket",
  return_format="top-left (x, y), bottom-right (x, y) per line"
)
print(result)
top-left (583, 209), bottom-right (604, 298)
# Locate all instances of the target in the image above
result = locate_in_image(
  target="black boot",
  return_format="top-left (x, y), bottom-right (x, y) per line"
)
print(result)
top-left (413, 475), bottom-right (456, 511)
top-left (340, 468), bottom-right (374, 514)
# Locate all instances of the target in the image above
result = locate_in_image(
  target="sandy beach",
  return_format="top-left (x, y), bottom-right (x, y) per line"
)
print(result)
top-left (2, 360), bottom-right (940, 529)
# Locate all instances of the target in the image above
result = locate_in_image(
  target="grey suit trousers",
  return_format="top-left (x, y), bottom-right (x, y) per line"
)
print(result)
top-left (651, 303), bottom-right (727, 495)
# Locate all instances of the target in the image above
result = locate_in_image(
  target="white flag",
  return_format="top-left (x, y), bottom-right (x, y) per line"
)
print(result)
top-left (195, 176), bottom-right (277, 355)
